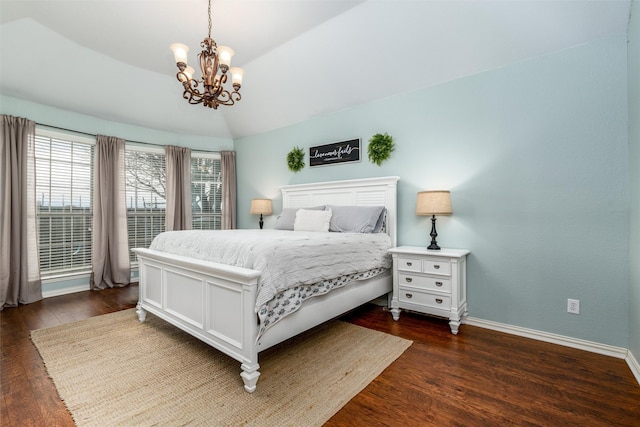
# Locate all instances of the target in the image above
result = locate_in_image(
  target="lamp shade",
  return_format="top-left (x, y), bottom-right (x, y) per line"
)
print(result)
top-left (250, 199), bottom-right (272, 215)
top-left (416, 191), bottom-right (452, 216)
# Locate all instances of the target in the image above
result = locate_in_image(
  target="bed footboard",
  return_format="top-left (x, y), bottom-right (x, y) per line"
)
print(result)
top-left (133, 248), bottom-right (262, 392)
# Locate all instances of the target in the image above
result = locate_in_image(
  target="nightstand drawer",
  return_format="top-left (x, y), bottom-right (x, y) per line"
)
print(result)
top-left (398, 274), bottom-right (451, 292)
top-left (398, 289), bottom-right (451, 309)
top-left (423, 259), bottom-right (451, 276)
top-left (397, 257), bottom-right (422, 273)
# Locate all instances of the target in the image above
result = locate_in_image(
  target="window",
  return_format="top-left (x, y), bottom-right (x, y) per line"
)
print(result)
top-left (125, 147), bottom-right (166, 262)
top-left (34, 130), bottom-right (224, 272)
top-left (191, 153), bottom-right (222, 230)
top-left (124, 150), bottom-right (223, 260)
top-left (35, 131), bottom-right (94, 277)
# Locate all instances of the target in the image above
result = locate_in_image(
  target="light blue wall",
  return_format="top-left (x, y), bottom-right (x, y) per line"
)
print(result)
top-left (628, 1), bottom-right (640, 361)
top-left (236, 36), bottom-right (630, 347)
top-left (0, 95), bottom-right (234, 151)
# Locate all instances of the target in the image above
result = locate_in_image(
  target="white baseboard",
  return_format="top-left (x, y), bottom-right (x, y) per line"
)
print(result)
top-left (42, 284), bottom-right (90, 299)
top-left (627, 350), bottom-right (640, 385)
top-left (465, 316), bottom-right (627, 358)
top-left (465, 316), bottom-right (639, 385)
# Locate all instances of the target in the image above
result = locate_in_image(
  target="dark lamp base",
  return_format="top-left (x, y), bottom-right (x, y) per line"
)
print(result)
top-left (427, 214), bottom-right (441, 250)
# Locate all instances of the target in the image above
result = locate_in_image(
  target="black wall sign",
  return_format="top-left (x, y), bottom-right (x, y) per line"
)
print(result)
top-left (309, 138), bottom-right (361, 167)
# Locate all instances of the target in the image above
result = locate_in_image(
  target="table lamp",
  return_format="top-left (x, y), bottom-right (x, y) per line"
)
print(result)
top-left (250, 199), bottom-right (272, 229)
top-left (416, 190), bottom-right (452, 250)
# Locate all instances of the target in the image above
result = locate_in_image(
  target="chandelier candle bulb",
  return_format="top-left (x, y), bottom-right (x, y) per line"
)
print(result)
top-left (230, 67), bottom-right (244, 86)
top-left (217, 46), bottom-right (234, 68)
top-left (170, 43), bottom-right (189, 66)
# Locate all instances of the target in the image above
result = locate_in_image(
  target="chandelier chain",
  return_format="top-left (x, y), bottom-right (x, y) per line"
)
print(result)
top-left (208, 0), bottom-right (212, 39)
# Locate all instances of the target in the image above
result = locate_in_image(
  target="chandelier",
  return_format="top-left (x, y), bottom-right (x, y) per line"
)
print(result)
top-left (170, 0), bottom-right (244, 109)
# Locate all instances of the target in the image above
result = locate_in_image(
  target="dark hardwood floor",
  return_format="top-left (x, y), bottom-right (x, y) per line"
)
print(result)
top-left (1, 285), bottom-right (639, 426)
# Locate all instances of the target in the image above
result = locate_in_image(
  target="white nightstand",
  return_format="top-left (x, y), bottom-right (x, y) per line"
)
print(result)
top-left (388, 246), bottom-right (470, 334)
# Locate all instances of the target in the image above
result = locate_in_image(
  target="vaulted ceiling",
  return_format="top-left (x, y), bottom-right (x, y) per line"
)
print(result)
top-left (0, 0), bottom-right (632, 140)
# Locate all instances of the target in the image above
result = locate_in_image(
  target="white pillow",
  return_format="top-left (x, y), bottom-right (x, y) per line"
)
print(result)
top-left (293, 209), bottom-right (332, 232)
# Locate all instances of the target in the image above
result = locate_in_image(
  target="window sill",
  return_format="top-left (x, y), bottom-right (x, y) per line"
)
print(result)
top-left (41, 267), bottom-right (139, 298)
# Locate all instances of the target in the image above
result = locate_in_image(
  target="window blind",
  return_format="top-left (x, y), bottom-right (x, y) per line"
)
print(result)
top-left (35, 134), bottom-right (94, 276)
top-left (191, 153), bottom-right (222, 230)
top-left (125, 148), bottom-right (167, 262)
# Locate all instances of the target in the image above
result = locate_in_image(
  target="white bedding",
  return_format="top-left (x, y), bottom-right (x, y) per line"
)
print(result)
top-left (149, 229), bottom-right (392, 311)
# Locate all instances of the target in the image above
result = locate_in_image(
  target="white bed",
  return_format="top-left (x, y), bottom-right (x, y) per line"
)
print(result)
top-left (132, 176), bottom-right (399, 392)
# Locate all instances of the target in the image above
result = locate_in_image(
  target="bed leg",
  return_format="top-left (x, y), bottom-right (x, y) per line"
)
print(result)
top-left (136, 302), bottom-right (147, 322)
top-left (240, 362), bottom-right (260, 393)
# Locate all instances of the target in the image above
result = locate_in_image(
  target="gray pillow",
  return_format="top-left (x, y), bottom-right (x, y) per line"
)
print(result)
top-left (326, 205), bottom-right (386, 233)
top-left (274, 205), bottom-right (325, 230)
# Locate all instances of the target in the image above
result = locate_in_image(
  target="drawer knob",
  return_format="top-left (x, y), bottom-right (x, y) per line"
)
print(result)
top-left (405, 277), bottom-right (413, 283)
top-left (434, 264), bottom-right (440, 270)
top-left (406, 262), bottom-right (413, 266)
top-left (405, 293), bottom-right (413, 299)
top-left (435, 298), bottom-right (443, 304)
top-left (435, 281), bottom-right (443, 287)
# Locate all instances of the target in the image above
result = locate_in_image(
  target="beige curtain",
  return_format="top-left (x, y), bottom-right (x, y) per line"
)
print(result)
top-left (165, 145), bottom-right (192, 231)
top-left (91, 135), bottom-right (130, 290)
top-left (221, 150), bottom-right (237, 230)
top-left (0, 115), bottom-right (42, 309)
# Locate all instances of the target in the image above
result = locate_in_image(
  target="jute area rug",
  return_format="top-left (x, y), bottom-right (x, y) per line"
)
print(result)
top-left (31, 309), bottom-right (412, 427)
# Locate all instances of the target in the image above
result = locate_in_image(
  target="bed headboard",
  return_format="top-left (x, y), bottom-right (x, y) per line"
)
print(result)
top-left (280, 176), bottom-right (400, 246)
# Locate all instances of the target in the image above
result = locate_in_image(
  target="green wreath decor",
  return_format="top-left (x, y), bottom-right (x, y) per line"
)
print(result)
top-left (286, 146), bottom-right (305, 172)
top-left (367, 132), bottom-right (395, 166)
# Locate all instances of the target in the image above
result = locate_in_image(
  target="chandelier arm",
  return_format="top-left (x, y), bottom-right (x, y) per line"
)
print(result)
top-left (175, 72), bottom-right (201, 95)
top-left (210, 73), bottom-right (227, 98)
top-left (215, 89), bottom-right (232, 104)
top-left (178, 77), bottom-right (206, 105)
top-left (176, 70), bottom-right (191, 85)
top-left (183, 89), bottom-right (202, 105)
top-left (184, 78), bottom-right (203, 96)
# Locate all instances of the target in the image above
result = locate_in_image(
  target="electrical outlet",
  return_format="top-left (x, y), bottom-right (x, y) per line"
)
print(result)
top-left (567, 298), bottom-right (580, 314)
